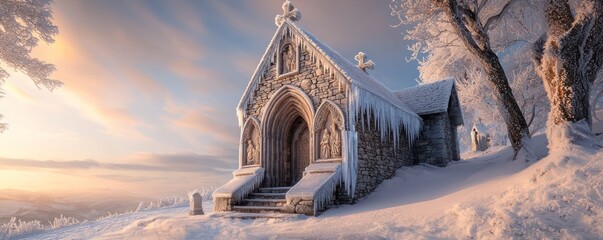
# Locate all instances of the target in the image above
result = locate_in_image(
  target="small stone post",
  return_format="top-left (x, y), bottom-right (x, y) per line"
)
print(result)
top-left (189, 192), bottom-right (204, 215)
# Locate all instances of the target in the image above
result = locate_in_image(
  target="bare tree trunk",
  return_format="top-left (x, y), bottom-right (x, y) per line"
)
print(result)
top-left (533, 0), bottom-right (603, 140)
top-left (439, 0), bottom-right (531, 155)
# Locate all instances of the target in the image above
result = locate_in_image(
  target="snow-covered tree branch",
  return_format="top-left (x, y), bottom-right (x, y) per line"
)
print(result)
top-left (391, 0), bottom-right (543, 156)
top-left (0, 0), bottom-right (61, 132)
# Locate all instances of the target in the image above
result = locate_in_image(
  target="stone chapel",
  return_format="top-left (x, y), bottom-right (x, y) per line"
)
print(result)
top-left (214, 1), bottom-right (463, 216)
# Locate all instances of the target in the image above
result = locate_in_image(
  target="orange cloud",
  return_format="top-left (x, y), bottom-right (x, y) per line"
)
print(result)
top-left (164, 100), bottom-right (239, 144)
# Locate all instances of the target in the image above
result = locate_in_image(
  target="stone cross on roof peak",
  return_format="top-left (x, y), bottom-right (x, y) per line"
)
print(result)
top-left (275, 1), bottom-right (302, 26)
top-left (355, 52), bottom-right (375, 72)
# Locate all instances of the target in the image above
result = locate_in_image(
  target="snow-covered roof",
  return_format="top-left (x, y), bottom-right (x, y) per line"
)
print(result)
top-left (293, 26), bottom-right (417, 116)
top-left (392, 78), bottom-right (456, 116)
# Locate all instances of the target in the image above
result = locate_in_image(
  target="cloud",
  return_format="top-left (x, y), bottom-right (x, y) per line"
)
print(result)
top-left (0, 152), bottom-right (236, 173)
top-left (93, 174), bottom-right (156, 183)
top-left (164, 100), bottom-right (240, 145)
top-left (0, 152), bottom-right (236, 198)
top-left (29, 1), bottom-right (227, 140)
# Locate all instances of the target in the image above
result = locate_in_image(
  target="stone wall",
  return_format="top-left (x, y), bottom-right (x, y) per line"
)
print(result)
top-left (245, 46), bottom-right (347, 121)
top-left (334, 119), bottom-right (413, 202)
top-left (413, 111), bottom-right (461, 166)
top-left (413, 113), bottom-right (448, 166)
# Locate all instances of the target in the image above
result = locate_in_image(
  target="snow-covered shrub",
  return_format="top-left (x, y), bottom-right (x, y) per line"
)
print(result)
top-left (0, 217), bottom-right (44, 240)
top-left (49, 215), bottom-right (79, 229)
top-left (95, 211), bottom-right (129, 221)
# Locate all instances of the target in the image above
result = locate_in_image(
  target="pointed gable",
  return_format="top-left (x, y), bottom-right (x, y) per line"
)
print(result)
top-left (237, 19), bottom-right (422, 144)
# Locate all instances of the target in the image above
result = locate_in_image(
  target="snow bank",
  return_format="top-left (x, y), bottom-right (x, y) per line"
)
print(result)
top-left (427, 130), bottom-right (603, 239)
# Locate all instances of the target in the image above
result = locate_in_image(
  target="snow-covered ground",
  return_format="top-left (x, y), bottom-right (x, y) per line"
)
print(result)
top-left (6, 129), bottom-right (598, 239)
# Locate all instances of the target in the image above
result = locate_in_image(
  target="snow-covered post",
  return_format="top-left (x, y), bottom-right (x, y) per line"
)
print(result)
top-left (189, 192), bottom-right (204, 215)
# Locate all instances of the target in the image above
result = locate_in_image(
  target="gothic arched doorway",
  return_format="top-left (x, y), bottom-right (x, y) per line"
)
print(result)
top-left (262, 85), bottom-right (314, 187)
top-left (288, 116), bottom-right (310, 185)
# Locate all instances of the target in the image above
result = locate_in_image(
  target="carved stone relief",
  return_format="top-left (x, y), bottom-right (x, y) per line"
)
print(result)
top-left (330, 125), bottom-right (341, 157)
top-left (246, 137), bottom-right (258, 165)
top-left (314, 101), bottom-right (344, 160)
top-left (320, 128), bottom-right (331, 159)
top-left (280, 43), bottom-right (297, 75)
top-left (242, 117), bottom-right (260, 166)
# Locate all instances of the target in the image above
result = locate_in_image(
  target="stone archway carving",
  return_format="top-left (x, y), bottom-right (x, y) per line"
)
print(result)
top-left (241, 116), bottom-right (261, 167)
top-left (261, 85), bottom-right (314, 186)
top-left (314, 100), bottom-right (345, 161)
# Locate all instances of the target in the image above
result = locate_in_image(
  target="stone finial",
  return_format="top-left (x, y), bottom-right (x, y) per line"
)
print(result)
top-left (189, 192), bottom-right (204, 215)
top-left (275, 0), bottom-right (302, 26)
top-left (355, 52), bottom-right (375, 72)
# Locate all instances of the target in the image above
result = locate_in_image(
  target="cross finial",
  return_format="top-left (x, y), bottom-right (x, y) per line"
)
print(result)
top-left (355, 52), bottom-right (375, 72)
top-left (275, 1), bottom-right (302, 26)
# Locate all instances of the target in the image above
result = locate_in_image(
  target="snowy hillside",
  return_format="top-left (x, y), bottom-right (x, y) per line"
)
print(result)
top-left (0, 189), bottom-right (145, 226)
top-left (2, 129), bottom-right (598, 239)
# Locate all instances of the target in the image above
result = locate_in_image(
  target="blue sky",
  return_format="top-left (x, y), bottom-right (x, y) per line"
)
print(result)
top-left (0, 0), bottom-right (419, 197)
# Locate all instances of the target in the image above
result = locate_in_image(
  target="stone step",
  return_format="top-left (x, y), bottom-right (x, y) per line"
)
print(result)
top-left (242, 198), bottom-right (286, 207)
top-left (258, 187), bottom-right (291, 193)
top-left (249, 192), bottom-right (286, 199)
top-left (210, 212), bottom-right (305, 219)
top-left (232, 206), bottom-right (283, 213)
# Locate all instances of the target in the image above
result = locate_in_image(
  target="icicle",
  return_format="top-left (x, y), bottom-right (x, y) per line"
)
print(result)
top-left (312, 167), bottom-right (342, 213)
top-left (349, 85), bottom-right (422, 146)
top-left (342, 130), bottom-right (358, 197)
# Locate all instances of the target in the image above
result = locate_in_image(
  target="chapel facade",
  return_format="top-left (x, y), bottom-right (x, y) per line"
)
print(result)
top-left (214, 1), bottom-right (463, 216)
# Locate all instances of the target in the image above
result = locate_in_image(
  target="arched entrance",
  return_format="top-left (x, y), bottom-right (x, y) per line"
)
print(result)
top-left (287, 116), bottom-right (310, 184)
top-left (262, 85), bottom-right (314, 187)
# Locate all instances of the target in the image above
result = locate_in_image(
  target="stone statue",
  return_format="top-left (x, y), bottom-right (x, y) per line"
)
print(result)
top-left (247, 138), bottom-right (256, 165)
top-left (282, 44), bottom-right (296, 73)
top-left (320, 129), bottom-right (331, 159)
top-left (330, 126), bottom-right (341, 157)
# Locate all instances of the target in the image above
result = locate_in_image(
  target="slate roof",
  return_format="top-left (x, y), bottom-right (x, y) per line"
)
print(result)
top-left (392, 78), bottom-right (456, 115)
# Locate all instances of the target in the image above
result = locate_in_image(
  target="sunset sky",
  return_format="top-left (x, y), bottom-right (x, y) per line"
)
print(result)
top-left (0, 0), bottom-right (419, 198)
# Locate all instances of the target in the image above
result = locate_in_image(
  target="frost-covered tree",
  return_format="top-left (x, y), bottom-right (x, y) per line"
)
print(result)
top-left (0, 0), bottom-right (61, 132)
top-left (507, 49), bottom-right (549, 134)
top-left (532, 0), bottom-right (603, 147)
top-left (391, 0), bottom-right (537, 156)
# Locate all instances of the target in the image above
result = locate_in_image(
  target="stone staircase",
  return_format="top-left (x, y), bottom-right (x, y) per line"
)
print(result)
top-left (232, 186), bottom-right (290, 213)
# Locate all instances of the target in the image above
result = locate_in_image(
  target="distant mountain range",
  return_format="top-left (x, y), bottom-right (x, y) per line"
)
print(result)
top-left (0, 189), bottom-right (150, 225)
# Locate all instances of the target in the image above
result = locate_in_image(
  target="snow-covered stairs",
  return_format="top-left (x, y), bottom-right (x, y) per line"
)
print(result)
top-left (232, 187), bottom-right (290, 213)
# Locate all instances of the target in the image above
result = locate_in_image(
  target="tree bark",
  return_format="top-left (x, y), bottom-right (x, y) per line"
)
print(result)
top-left (480, 51), bottom-right (531, 153)
top-left (439, 0), bottom-right (531, 154)
top-left (534, 0), bottom-right (603, 129)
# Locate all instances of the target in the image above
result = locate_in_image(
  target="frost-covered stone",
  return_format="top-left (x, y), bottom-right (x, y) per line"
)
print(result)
top-left (189, 192), bottom-right (204, 215)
